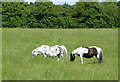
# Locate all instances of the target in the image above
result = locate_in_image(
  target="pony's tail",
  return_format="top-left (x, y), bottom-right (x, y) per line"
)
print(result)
top-left (98, 50), bottom-right (103, 64)
top-left (62, 46), bottom-right (68, 58)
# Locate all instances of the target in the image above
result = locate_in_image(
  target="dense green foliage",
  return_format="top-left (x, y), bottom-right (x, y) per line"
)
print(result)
top-left (2, 28), bottom-right (118, 80)
top-left (2, 2), bottom-right (118, 28)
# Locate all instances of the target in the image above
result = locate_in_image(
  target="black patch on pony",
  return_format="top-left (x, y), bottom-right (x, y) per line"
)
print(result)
top-left (70, 53), bottom-right (75, 61)
top-left (83, 47), bottom-right (98, 58)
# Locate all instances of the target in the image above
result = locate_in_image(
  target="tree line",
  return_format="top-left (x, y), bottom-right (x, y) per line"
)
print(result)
top-left (2, 2), bottom-right (119, 28)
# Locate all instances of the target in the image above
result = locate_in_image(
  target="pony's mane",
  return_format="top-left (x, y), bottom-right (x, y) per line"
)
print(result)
top-left (81, 46), bottom-right (89, 49)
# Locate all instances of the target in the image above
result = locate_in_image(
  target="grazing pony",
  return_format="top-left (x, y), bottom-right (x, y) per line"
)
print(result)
top-left (70, 46), bottom-right (103, 64)
top-left (32, 45), bottom-right (67, 62)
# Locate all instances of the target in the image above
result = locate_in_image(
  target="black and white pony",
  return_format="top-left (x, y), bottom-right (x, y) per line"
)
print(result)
top-left (70, 46), bottom-right (103, 64)
top-left (32, 45), bottom-right (67, 62)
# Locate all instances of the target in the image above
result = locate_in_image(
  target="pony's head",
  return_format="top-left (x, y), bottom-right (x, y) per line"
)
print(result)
top-left (70, 53), bottom-right (75, 62)
top-left (32, 49), bottom-right (40, 58)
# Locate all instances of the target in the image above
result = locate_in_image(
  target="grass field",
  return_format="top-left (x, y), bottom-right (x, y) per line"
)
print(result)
top-left (0, 28), bottom-right (2, 81)
top-left (2, 28), bottom-right (118, 80)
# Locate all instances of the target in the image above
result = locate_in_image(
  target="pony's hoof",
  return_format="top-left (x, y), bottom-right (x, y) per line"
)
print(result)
top-left (32, 56), bottom-right (35, 58)
top-left (57, 60), bottom-right (60, 62)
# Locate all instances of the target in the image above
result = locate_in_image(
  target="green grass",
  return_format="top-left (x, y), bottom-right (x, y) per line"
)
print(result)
top-left (2, 28), bottom-right (118, 80)
top-left (0, 28), bottom-right (2, 81)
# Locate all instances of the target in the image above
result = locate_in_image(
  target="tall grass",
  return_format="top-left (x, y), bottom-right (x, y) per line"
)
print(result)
top-left (2, 28), bottom-right (118, 80)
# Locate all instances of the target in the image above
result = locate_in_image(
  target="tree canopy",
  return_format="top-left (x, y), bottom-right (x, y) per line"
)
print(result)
top-left (2, 2), bottom-right (119, 28)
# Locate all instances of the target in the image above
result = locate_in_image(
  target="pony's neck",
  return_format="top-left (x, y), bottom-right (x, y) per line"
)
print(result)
top-left (72, 49), bottom-right (79, 56)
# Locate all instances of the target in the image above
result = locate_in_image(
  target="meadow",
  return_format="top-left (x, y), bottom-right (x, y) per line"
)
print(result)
top-left (2, 28), bottom-right (118, 80)
top-left (0, 28), bottom-right (2, 81)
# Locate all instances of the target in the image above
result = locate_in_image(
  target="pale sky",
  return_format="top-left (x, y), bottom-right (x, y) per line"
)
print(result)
top-left (50, 0), bottom-right (79, 2)
top-left (24, 0), bottom-right (79, 5)
top-left (24, 0), bottom-right (119, 5)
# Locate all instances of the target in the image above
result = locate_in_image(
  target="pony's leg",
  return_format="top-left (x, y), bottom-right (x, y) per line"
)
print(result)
top-left (96, 53), bottom-right (101, 63)
top-left (95, 54), bottom-right (99, 62)
top-left (95, 48), bottom-right (103, 63)
top-left (61, 53), bottom-right (64, 60)
top-left (96, 53), bottom-right (103, 64)
top-left (80, 55), bottom-right (83, 64)
top-left (32, 56), bottom-right (35, 58)
top-left (43, 54), bottom-right (47, 58)
top-left (97, 53), bottom-right (100, 59)
top-left (57, 55), bottom-right (60, 62)
top-left (96, 49), bottom-right (101, 63)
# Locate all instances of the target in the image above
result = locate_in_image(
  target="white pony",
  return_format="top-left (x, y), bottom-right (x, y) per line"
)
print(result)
top-left (70, 46), bottom-right (103, 64)
top-left (32, 45), bottom-right (67, 61)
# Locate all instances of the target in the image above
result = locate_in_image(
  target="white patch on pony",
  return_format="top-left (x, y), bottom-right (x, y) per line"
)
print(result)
top-left (72, 47), bottom-right (88, 56)
top-left (71, 47), bottom-right (88, 64)
top-left (32, 45), bottom-right (68, 62)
